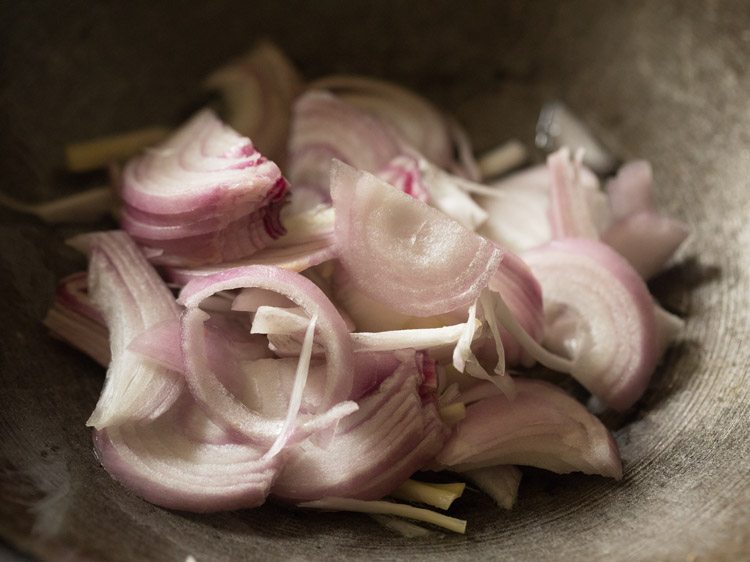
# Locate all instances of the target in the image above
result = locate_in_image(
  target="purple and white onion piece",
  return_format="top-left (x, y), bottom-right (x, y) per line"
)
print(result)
top-left (378, 154), bottom-right (494, 230)
top-left (233, 288), bottom-right (295, 312)
top-left (44, 274), bottom-right (111, 367)
top-left (436, 378), bottom-right (622, 479)
top-left (287, 91), bottom-right (403, 205)
top-left (331, 263), bottom-right (466, 332)
top-left (82, 232), bottom-right (183, 428)
top-left (485, 251), bottom-right (546, 367)
top-left (461, 465), bottom-right (522, 510)
top-left (331, 160), bottom-right (503, 317)
top-left (272, 358), bottom-right (448, 502)
top-left (205, 41), bottom-right (303, 165)
top-left (601, 211), bottom-right (689, 280)
top-left (377, 155), bottom-right (431, 203)
top-left (163, 236), bottom-right (337, 286)
top-left (411, 157), bottom-right (489, 230)
top-left (93, 396), bottom-right (282, 512)
top-left (522, 238), bottom-right (660, 411)
top-left (474, 164), bottom-right (603, 253)
top-left (122, 109), bottom-right (285, 217)
top-left (128, 319), bottom-right (183, 373)
top-left (120, 109), bottom-right (289, 265)
top-left (178, 265), bottom-right (356, 442)
top-left (310, 75), bottom-right (454, 170)
top-left (547, 147), bottom-right (599, 240)
top-left (606, 160), bottom-right (655, 220)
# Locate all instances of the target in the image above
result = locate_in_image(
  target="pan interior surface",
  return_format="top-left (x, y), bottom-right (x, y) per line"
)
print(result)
top-left (0, 2), bottom-right (748, 560)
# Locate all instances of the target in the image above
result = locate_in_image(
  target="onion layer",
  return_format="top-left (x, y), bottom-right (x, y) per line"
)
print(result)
top-left (94, 396), bottom-right (281, 512)
top-left (437, 378), bottom-right (622, 478)
top-left (178, 265), bottom-right (355, 442)
top-left (120, 109), bottom-right (288, 265)
top-left (79, 231), bottom-right (183, 428)
top-left (331, 160), bottom-right (503, 317)
top-left (523, 238), bottom-right (659, 411)
top-left (273, 356), bottom-right (448, 502)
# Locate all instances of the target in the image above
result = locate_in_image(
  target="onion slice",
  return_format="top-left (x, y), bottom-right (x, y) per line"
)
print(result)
top-left (205, 41), bottom-right (303, 165)
top-left (272, 357), bottom-right (448, 502)
top-left (178, 265), bottom-right (355, 442)
top-left (287, 91), bottom-right (403, 203)
top-left (461, 465), bottom-right (522, 510)
top-left (163, 236), bottom-right (336, 286)
top-left (547, 147), bottom-right (599, 239)
top-left (436, 378), bottom-right (622, 478)
top-left (378, 154), bottom-right (495, 230)
top-left (310, 75), bottom-right (454, 169)
top-left (93, 396), bottom-right (281, 512)
top-left (80, 231), bottom-right (183, 428)
top-left (331, 160), bottom-right (503, 317)
top-left (522, 238), bottom-right (659, 411)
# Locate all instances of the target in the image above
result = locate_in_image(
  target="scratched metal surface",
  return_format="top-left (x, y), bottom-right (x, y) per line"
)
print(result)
top-left (1, 1), bottom-right (748, 561)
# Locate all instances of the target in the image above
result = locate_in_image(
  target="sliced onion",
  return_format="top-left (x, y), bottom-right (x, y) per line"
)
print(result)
top-left (205, 41), bottom-right (303, 165)
top-left (377, 155), bottom-right (431, 202)
top-left (93, 396), bottom-right (281, 512)
top-left (287, 91), bottom-right (403, 203)
top-left (601, 211), bottom-right (689, 280)
top-left (462, 465), bottom-right (522, 510)
top-left (44, 274), bottom-right (110, 367)
top-left (475, 164), bottom-right (603, 252)
top-left (178, 265), bottom-right (355, 442)
top-left (485, 251), bottom-right (545, 367)
top-left (272, 358), bottom-right (448, 502)
top-left (331, 160), bottom-right (503, 317)
top-left (79, 232), bottom-right (183, 428)
top-left (120, 109), bottom-right (288, 265)
top-left (522, 238), bottom-right (659, 411)
top-left (390, 479), bottom-right (465, 510)
top-left (654, 304), bottom-right (684, 358)
top-left (436, 378), bottom-right (622, 478)
top-left (233, 289), bottom-right (294, 312)
top-left (476, 139), bottom-right (528, 180)
top-left (378, 154), bottom-right (490, 230)
top-left (452, 302), bottom-right (515, 399)
top-left (310, 75), bottom-right (454, 169)
top-left (605, 160), bottom-right (655, 220)
top-left (122, 109), bottom-right (285, 216)
top-left (598, 159), bottom-right (689, 279)
top-left (547, 147), bottom-right (599, 239)
top-left (45, 270), bottom-right (105, 347)
top-left (163, 236), bottom-right (336, 286)
top-left (331, 263), bottom-right (466, 332)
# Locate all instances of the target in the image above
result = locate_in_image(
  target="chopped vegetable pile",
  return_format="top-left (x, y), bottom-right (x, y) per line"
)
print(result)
top-left (37, 42), bottom-right (689, 535)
